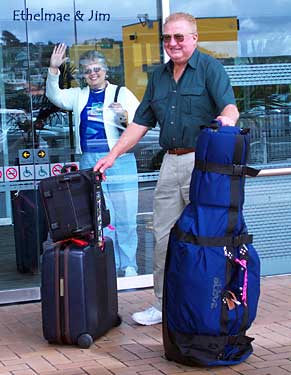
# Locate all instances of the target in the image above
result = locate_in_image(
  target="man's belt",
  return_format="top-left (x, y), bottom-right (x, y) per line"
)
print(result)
top-left (167, 148), bottom-right (195, 155)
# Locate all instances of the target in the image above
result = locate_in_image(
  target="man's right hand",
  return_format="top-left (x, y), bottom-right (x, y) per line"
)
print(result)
top-left (93, 154), bottom-right (117, 176)
top-left (94, 123), bottom-right (148, 175)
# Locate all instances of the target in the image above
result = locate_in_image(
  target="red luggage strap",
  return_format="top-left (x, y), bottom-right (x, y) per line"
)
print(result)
top-left (58, 236), bottom-right (106, 251)
top-left (58, 237), bottom-right (89, 247)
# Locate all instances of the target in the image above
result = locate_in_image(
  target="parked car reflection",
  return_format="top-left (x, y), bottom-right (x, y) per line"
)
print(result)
top-left (238, 106), bottom-right (291, 165)
top-left (0, 108), bottom-right (164, 172)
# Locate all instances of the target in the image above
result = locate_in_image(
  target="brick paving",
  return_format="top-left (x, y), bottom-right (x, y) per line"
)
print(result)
top-left (0, 275), bottom-right (291, 374)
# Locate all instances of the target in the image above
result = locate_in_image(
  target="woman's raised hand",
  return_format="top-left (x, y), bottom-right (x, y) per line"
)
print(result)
top-left (50, 43), bottom-right (67, 70)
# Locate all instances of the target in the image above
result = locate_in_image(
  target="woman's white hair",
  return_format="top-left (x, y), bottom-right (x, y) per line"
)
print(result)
top-left (79, 50), bottom-right (108, 73)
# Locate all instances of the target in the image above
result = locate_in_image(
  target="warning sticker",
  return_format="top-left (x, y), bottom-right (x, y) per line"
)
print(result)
top-left (37, 149), bottom-right (46, 159)
top-left (4, 166), bottom-right (19, 181)
top-left (22, 150), bottom-right (31, 159)
top-left (19, 149), bottom-right (33, 164)
top-left (50, 163), bottom-right (64, 176)
top-left (35, 164), bottom-right (50, 179)
top-left (35, 148), bottom-right (49, 163)
top-left (20, 165), bottom-right (35, 180)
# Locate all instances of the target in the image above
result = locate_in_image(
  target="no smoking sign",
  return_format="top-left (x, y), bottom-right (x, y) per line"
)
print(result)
top-left (50, 163), bottom-right (64, 176)
top-left (4, 166), bottom-right (19, 181)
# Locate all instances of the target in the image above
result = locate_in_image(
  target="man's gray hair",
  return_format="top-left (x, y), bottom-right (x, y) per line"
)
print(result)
top-left (164, 12), bottom-right (197, 33)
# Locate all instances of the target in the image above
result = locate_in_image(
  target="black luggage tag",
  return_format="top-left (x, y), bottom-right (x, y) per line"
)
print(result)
top-left (92, 172), bottom-right (104, 250)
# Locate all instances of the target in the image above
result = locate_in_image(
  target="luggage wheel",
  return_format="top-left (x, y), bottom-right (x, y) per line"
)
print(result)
top-left (114, 314), bottom-right (122, 327)
top-left (165, 353), bottom-right (172, 361)
top-left (77, 333), bottom-right (93, 349)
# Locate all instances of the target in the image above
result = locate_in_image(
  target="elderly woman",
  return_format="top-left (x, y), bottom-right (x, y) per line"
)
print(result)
top-left (46, 43), bottom-right (140, 277)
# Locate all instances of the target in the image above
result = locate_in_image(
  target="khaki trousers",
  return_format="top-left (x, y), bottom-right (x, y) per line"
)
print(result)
top-left (152, 151), bottom-right (195, 311)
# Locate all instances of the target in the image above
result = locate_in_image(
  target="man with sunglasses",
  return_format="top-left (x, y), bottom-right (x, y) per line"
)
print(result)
top-left (95, 12), bottom-right (239, 325)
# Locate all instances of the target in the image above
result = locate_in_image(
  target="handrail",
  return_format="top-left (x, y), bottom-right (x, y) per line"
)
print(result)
top-left (0, 168), bottom-right (291, 190)
top-left (257, 167), bottom-right (291, 177)
top-left (137, 168), bottom-right (291, 181)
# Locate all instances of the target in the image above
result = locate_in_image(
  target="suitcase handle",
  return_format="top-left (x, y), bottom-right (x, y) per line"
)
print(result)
top-left (58, 169), bottom-right (103, 184)
top-left (61, 164), bottom-right (78, 173)
top-left (59, 168), bottom-right (97, 183)
top-left (59, 174), bottom-right (81, 183)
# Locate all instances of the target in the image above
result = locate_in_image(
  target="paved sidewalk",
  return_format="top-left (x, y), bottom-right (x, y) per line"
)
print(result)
top-left (0, 275), bottom-right (291, 375)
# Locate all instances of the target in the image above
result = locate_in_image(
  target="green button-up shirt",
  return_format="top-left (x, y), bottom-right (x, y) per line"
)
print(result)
top-left (133, 48), bottom-right (236, 149)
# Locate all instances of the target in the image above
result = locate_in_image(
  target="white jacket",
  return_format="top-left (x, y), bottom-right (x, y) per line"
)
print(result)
top-left (46, 69), bottom-right (140, 154)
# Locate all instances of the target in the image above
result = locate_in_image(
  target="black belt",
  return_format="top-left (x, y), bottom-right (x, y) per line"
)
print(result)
top-left (167, 148), bottom-right (195, 155)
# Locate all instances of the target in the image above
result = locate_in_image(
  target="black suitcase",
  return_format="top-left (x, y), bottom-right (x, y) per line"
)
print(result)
top-left (11, 189), bottom-right (48, 273)
top-left (38, 166), bottom-right (110, 243)
top-left (41, 236), bottom-right (120, 348)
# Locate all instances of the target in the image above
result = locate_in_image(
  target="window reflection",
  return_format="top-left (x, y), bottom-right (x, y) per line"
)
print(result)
top-left (0, 0), bottom-right (161, 297)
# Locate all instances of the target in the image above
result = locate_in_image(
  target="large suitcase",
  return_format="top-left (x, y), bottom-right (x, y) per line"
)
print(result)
top-left (41, 236), bottom-right (120, 348)
top-left (39, 167), bottom-right (110, 242)
top-left (163, 123), bottom-right (261, 366)
top-left (11, 189), bottom-right (48, 273)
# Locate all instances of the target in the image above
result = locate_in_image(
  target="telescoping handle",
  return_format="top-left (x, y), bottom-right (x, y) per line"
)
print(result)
top-left (61, 163), bottom-right (79, 173)
top-left (92, 171), bottom-right (104, 249)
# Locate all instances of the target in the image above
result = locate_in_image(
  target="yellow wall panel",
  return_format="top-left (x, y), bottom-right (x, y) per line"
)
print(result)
top-left (197, 17), bottom-right (238, 42)
top-left (122, 20), bottom-right (161, 100)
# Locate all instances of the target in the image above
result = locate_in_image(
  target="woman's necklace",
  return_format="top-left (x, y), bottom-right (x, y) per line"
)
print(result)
top-left (91, 82), bottom-right (108, 94)
top-left (91, 87), bottom-right (105, 94)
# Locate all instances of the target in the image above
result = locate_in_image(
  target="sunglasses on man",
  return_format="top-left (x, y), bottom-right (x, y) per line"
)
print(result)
top-left (161, 33), bottom-right (196, 43)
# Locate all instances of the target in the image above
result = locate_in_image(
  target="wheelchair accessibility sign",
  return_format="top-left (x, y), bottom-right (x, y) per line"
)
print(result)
top-left (19, 164), bottom-right (50, 180)
top-left (20, 165), bottom-right (34, 180)
top-left (35, 164), bottom-right (50, 179)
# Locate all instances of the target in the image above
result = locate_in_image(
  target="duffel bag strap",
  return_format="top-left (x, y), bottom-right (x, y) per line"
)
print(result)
top-left (169, 329), bottom-right (254, 364)
top-left (195, 159), bottom-right (260, 177)
top-left (173, 224), bottom-right (253, 248)
top-left (223, 245), bottom-right (249, 307)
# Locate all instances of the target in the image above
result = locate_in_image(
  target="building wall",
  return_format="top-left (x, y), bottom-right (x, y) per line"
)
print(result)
top-left (0, 0), bottom-right (291, 302)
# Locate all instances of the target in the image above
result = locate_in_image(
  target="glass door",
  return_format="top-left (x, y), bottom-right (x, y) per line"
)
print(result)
top-left (0, 0), bottom-right (165, 303)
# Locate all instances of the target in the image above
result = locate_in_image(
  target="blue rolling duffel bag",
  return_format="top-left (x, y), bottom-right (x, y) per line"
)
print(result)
top-left (163, 123), bottom-right (261, 367)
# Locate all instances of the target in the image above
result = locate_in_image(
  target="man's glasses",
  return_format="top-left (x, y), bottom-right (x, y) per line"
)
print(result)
top-left (161, 33), bottom-right (195, 43)
top-left (83, 67), bottom-right (103, 75)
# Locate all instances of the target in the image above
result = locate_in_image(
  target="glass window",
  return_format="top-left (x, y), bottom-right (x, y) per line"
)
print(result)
top-left (0, 0), bottom-right (163, 300)
top-left (170, 0), bottom-right (291, 277)
top-left (170, 0), bottom-right (291, 168)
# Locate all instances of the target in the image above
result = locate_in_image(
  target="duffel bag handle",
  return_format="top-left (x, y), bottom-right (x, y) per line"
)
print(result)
top-left (200, 119), bottom-right (222, 130)
top-left (200, 121), bottom-right (250, 135)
